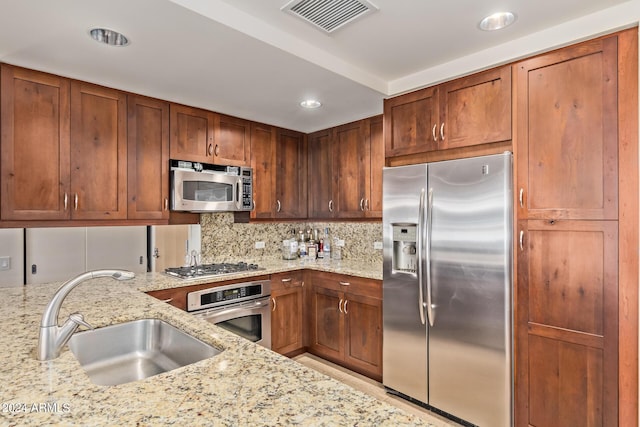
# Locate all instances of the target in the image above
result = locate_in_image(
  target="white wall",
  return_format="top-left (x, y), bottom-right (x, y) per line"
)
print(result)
top-left (0, 229), bottom-right (24, 287)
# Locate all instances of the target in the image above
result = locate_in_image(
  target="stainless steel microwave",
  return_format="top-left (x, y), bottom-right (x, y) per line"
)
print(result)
top-left (170, 159), bottom-right (253, 212)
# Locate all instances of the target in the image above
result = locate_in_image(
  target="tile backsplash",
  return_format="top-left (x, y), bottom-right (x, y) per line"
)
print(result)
top-left (200, 213), bottom-right (382, 264)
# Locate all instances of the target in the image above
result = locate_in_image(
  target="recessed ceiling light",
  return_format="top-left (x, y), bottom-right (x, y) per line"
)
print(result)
top-left (300, 99), bottom-right (322, 109)
top-left (479, 12), bottom-right (516, 31)
top-left (89, 28), bottom-right (130, 46)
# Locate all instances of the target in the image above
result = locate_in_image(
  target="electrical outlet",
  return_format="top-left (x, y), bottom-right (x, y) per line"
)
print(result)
top-left (373, 241), bottom-right (383, 250)
top-left (0, 256), bottom-right (10, 271)
top-left (336, 239), bottom-right (345, 247)
top-left (255, 241), bottom-right (265, 249)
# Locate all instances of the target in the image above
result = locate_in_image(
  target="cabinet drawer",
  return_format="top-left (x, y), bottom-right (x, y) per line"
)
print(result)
top-left (271, 270), bottom-right (304, 291)
top-left (309, 271), bottom-right (381, 299)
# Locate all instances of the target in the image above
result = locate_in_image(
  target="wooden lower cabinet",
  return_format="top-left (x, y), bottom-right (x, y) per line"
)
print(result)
top-left (146, 287), bottom-right (187, 311)
top-left (270, 271), bottom-right (305, 356)
top-left (308, 271), bottom-right (382, 381)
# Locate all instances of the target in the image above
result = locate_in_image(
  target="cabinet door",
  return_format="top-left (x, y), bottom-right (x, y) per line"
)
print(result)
top-left (343, 291), bottom-right (382, 380)
top-left (365, 116), bottom-right (383, 218)
top-left (516, 220), bottom-right (618, 427)
top-left (127, 95), bottom-right (169, 220)
top-left (516, 37), bottom-right (618, 220)
top-left (309, 285), bottom-right (344, 361)
top-left (169, 104), bottom-right (214, 162)
top-left (275, 129), bottom-right (307, 219)
top-left (214, 114), bottom-right (251, 166)
top-left (271, 273), bottom-right (304, 355)
top-left (0, 65), bottom-right (71, 220)
top-left (307, 130), bottom-right (333, 218)
top-left (333, 121), bottom-right (367, 218)
top-left (383, 86), bottom-right (438, 157)
top-left (250, 123), bottom-right (276, 219)
top-left (70, 81), bottom-right (127, 220)
top-left (438, 66), bottom-right (511, 150)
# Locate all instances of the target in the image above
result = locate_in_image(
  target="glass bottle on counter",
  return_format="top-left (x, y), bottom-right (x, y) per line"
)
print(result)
top-left (298, 230), bottom-right (307, 257)
top-left (322, 228), bottom-right (331, 261)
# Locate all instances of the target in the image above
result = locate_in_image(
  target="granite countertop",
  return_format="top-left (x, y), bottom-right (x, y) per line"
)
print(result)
top-left (0, 261), bottom-right (435, 426)
top-left (136, 258), bottom-right (383, 293)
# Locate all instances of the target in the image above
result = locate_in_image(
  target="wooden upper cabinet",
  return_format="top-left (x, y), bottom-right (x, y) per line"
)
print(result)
top-left (384, 65), bottom-right (512, 158)
top-left (384, 86), bottom-right (438, 157)
top-left (127, 95), bottom-right (169, 220)
top-left (438, 66), bottom-right (511, 149)
top-left (307, 129), bottom-right (333, 218)
top-left (169, 104), bottom-right (214, 163)
top-left (516, 37), bottom-right (618, 220)
top-left (70, 81), bottom-right (128, 220)
top-left (250, 123), bottom-right (276, 219)
top-left (275, 129), bottom-right (307, 219)
top-left (214, 114), bottom-right (251, 166)
top-left (0, 65), bottom-right (71, 220)
top-left (333, 120), bottom-right (367, 218)
top-left (365, 115), bottom-right (383, 218)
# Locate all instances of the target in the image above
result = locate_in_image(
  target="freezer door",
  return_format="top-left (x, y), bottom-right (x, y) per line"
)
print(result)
top-left (427, 153), bottom-right (513, 426)
top-left (382, 163), bottom-right (429, 403)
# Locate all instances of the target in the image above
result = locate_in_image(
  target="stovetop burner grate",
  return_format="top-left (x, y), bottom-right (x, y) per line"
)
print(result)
top-left (165, 262), bottom-right (263, 279)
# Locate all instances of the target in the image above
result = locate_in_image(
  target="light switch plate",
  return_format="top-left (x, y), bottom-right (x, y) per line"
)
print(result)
top-left (373, 241), bottom-right (383, 250)
top-left (0, 256), bottom-right (10, 271)
top-left (255, 241), bottom-right (265, 249)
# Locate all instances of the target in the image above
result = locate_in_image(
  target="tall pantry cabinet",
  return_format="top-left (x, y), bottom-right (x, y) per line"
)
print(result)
top-left (514, 30), bottom-right (637, 427)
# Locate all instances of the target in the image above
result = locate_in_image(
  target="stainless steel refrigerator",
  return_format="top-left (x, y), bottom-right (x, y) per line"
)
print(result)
top-left (382, 152), bottom-right (513, 426)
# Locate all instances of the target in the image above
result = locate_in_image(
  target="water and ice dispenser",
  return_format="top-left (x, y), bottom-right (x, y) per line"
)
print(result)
top-left (392, 223), bottom-right (417, 273)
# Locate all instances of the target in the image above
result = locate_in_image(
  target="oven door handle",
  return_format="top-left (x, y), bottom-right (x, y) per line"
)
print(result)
top-left (193, 298), bottom-right (270, 322)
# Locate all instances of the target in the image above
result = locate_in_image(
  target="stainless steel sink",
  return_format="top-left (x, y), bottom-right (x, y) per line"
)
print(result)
top-left (68, 318), bottom-right (221, 386)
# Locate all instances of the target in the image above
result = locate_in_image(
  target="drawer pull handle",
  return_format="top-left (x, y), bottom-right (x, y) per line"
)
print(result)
top-left (338, 299), bottom-right (344, 313)
top-left (339, 281), bottom-right (351, 286)
top-left (74, 193), bottom-right (78, 210)
top-left (519, 230), bottom-right (524, 251)
top-left (281, 278), bottom-right (292, 283)
top-left (432, 124), bottom-right (437, 142)
top-left (272, 297), bottom-right (276, 312)
top-left (519, 188), bottom-right (524, 208)
top-left (162, 298), bottom-right (173, 304)
top-left (64, 193), bottom-right (68, 211)
top-left (440, 123), bottom-right (445, 141)
top-left (344, 300), bottom-right (349, 314)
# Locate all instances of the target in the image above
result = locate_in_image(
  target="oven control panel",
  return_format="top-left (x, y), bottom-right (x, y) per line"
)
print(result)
top-left (186, 280), bottom-right (271, 312)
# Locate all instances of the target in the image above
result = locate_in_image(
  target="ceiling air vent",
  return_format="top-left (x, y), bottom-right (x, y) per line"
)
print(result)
top-left (282, 0), bottom-right (378, 33)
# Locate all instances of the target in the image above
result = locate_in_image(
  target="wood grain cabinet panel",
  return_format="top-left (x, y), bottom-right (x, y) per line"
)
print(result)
top-left (308, 271), bottom-right (382, 380)
top-left (307, 116), bottom-right (382, 220)
top-left (70, 81), bottom-right (128, 220)
top-left (0, 65), bottom-right (71, 220)
top-left (169, 104), bottom-right (214, 163)
top-left (384, 66), bottom-right (511, 158)
top-left (127, 95), bottom-right (169, 220)
top-left (516, 37), bottom-right (618, 221)
top-left (214, 114), bottom-right (250, 166)
top-left (271, 271), bottom-right (305, 355)
top-left (250, 125), bottom-right (307, 220)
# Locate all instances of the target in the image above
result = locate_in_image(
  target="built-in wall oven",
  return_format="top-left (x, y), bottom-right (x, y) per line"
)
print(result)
top-left (186, 279), bottom-right (271, 349)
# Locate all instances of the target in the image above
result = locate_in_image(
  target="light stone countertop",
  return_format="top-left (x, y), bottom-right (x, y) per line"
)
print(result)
top-left (0, 260), bottom-right (437, 426)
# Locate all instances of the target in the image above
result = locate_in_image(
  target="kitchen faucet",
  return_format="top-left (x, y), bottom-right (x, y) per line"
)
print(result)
top-left (36, 269), bottom-right (135, 361)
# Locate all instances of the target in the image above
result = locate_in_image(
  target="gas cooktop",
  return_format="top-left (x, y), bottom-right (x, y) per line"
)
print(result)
top-left (165, 262), bottom-right (264, 279)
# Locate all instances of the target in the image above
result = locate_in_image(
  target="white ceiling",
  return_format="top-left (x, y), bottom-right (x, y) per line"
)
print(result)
top-left (0, 0), bottom-right (637, 133)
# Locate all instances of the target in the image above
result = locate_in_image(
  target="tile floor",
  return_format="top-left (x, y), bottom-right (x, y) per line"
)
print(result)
top-left (293, 353), bottom-right (461, 426)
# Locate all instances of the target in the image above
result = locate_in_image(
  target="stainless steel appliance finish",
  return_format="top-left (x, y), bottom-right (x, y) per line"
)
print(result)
top-left (165, 262), bottom-right (263, 280)
top-left (170, 159), bottom-right (253, 212)
top-left (383, 152), bottom-right (513, 426)
top-left (188, 279), bottom-right (271, 349)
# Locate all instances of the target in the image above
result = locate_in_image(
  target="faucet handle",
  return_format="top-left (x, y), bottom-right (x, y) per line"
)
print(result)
top-left (68, 313), bottom-right (93, 330)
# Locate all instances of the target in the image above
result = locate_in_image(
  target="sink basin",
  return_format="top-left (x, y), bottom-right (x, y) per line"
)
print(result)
top-left (68, 318), bottom-right (221, 386)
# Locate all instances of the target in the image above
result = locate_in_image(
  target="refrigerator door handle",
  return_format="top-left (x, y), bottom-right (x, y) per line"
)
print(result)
top-left (425, 188), bottom-right (435, 327)
top-left (417, 188), bottom-right (427, 325)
